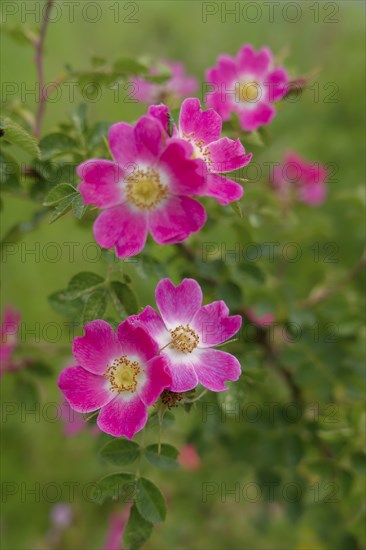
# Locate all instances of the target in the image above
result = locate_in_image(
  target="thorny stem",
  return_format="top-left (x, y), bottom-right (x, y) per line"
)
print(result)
top-left (34, 0), bottom-right (54, 139)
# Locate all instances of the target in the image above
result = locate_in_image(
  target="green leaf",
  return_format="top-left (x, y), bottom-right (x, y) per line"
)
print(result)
top-left (48, 291), bottom-right (84, 319)
top-left (40, 133), bottom-right (78, 160)
top-left (87, 121), bottom-right (111, 149)
top-left (82, 288), bottom-right (109, 323)
top-left (17, 378), bottom-right (39, 406)
top-left (65, 271), bottom-right (105, 300)
top-left (113, 58), bottom-right (147, 75)
top-left (0, 23), bottom-right (38, 45)
top-left (144, 73), bottom-right (171, 84)
top-left (230, 201), bottom-right (243, 218)
top-left (145, 444), bottom-right (179, 470)
top-left (124, 504), bottom-right (153, 550)
top-left (135, 477), bottom-right (167, 523)
top-left (100, 439), bottom-right (140, 466)
top-left (0, 148), bottom-right (20, 191)
top-left (0, 118), bottom-right (40, 158)
top-left (70, 104), bottom-right (88, 134)
top-left (242, 130), bottom-right (264, 147)
top-left (27, 361), bottom-right (53, 377)
top-left (71, 194), bottom-right (87, 219)
top-left (111, 281), bottom-right (138, 315)
top-left (94, 473), bottom-right (136, 504)
top-left (43, 183), bottom-right (76, 206)
top-left (217, 281), bottom-right (243, 309)
top-left (149, 410), bottom-right (175, 428)
top-left (48, 194), bottom-right (75, 223)
top-left (238, 263), bottom-right (265, 284)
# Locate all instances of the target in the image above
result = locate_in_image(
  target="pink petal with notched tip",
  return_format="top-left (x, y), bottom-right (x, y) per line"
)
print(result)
top-left (155, 278), bottom-right (203, 329)
top-left (191, 301), bottom-right (242, 348)
top-left (72, 320), bottom-right (121, 375)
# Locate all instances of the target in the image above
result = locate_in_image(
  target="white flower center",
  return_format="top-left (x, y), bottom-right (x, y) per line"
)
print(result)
top-left (105, 356), bottom-right (140, 393)
top-left (170, 324), bottom-right (199, 353)
top-left (126, 167), bottom-right (168, 210)
top-left (235, 80), bottom-right (261, 103)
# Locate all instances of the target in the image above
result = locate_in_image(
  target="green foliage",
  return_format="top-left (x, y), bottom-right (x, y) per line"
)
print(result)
top-left (100, 439), bottom-right (140, 466)
top-left (144, 444), bottom-right (179, 470)
top-left (124, 505), bottom-right (153, 550)
top-left (135, 478), bottom-right (167, 523)
top-left (0, 118), bottom-right (40, 158)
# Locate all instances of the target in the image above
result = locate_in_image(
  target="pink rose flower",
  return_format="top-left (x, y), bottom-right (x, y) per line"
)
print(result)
top-left (128, 278), bottom-right (242, 393)
top-left (178, 444), bottom-right (201, 471)
top-left (0, 305), bottom-right (21, 377)
top-left (78, 114), bottom-right (207, 258)
top-left (246, 308), bottom-right (275, 328)
top-left (205, 44), bottom-right (288, 131)
top-left (272, 152), bottom-right (328, 206)
top-left (148, 99), bottom-right (252, 205)
top-left (104, 506), bottom-right (131, 550)
top-left (60, 400), bottom-right (100, 437)
top-left (131, 59), bottom-right (197, 104)
top-left (58, 320), bottom-right (171, 439)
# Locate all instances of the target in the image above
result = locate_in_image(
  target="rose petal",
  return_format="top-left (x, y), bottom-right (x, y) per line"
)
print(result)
top-left (193, 348), bottom-right (242, 391)
top-left (72, 320), bottom-right (121, 375)
top-left (97, 394), bottom-right (147, 439)
top-left (138, 356), bottom-right (172, 405)
top-left (58, 366), bottom-right (113, 413)
top-left (155, 278), bottom-right (202, 329)
top-left (191, 301), bottom-right (242, 347)
top-left (93, 204), bottom-right (148, 258)
top-left (149, 195), bottom-right (206, 245)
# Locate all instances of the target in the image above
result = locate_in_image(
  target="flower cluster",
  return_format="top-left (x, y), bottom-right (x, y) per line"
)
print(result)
top-left (78, 96), bottom-right (252, 258)
top-left (58, 278), bottom-right (242, 439)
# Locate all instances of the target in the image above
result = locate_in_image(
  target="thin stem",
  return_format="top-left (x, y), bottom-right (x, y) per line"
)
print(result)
top-left (34, 0), bottom-right (54, 139)
top-left (157, 405), bottom-right (166, 455)
top-left (183, 389), bottom-right (208, 404)
top-left (300, 250), bottom-right (366, 308)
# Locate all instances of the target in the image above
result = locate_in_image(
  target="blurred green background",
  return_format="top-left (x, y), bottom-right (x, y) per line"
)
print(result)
top-left (1, 1), bottom-right (365, 549)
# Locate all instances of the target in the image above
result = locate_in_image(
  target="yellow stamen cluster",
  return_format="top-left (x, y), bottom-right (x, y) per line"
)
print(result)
top-left (235, 81), bottom-right (260, 103)
top-left (170, 324), bottom-right (199, 353)
top-left (126, 167), bottom-right (168, 210)
top-left (105, 356), bottom-right (140, 393)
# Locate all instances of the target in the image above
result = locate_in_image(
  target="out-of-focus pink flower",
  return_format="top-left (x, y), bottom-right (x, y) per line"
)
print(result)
top-left (246, 308), bottom-right (275, 328)
top-left (104, 506), bottom-right (131, 550)
top-left (178, 444), bottom-right (201, 471)
top-left (50, 503), bottom-right (73, 530)
top-left (60, 400), bottom-right (100, 437)
top-left (58, 320), bottom-right (171, 439)
top-left (78, 113), bottom-right (207, 258)
top-left (205, 44), bottom-right (289, 131)
top-left (148, 99), bottom-right (252, 205)
top-left (131, 59), bottom-right (197, 105)
top-left (0, 306), bottom-right (21, 377)
top-left (128, 278), bottom-right (242, 393)
top-left (272, 152), bottom-right (328, 206)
